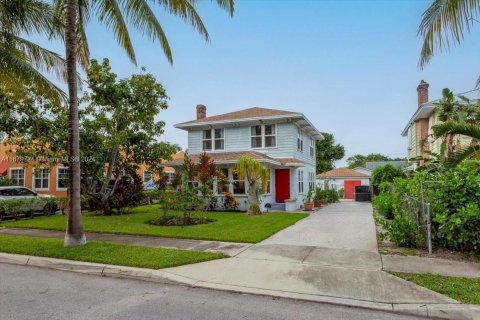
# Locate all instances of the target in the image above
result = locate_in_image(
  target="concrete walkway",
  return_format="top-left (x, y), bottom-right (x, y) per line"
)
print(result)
top-left (0, 227), bottom-right (251, 256)
top-left (162, 202), bottom-right (459, 306)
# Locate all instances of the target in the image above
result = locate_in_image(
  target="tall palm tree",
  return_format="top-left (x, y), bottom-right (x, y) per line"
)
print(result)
top-left (59, 0), bottom-right (234, 246)
top-left (433, 120), bottom-right (480, 166)
top-left (0, 0), bottom-right (66, 103)
top-left (418, 0), bottom-right (480, 68)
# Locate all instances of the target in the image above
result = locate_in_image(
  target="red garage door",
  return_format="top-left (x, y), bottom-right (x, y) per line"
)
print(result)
top-left (344, 180), bottom-right (361, 199)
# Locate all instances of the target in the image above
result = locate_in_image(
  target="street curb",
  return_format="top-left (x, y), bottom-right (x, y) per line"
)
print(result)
top-left (1, 253), bottom-right (479, 320)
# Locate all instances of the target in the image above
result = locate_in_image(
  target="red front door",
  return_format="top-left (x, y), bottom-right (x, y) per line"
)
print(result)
top-left (275, 169), bottom-right (290, 202)
top-left (344, 180), bottom-right (361, 199)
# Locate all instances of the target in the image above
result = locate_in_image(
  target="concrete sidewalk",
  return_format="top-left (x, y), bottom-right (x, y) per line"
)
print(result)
top-left (0, 227), bottom-right (251, 256)
top-left (383, 255), bottom-right (480, 278)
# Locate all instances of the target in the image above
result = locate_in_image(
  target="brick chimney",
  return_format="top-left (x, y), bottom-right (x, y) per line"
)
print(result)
top-left (416, 80), bottom-right (430, 165)
top-left (417, 80), bottom-right (429, 108)
top-left (196, 104), bottom-right (206, 120)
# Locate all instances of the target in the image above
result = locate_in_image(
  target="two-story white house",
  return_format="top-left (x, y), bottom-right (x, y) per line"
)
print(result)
top-left (165, 105), bottom-right (322, 211)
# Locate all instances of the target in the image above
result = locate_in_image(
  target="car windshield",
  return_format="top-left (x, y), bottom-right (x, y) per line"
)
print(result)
top-left (15, 188), bottom-right (36, 196)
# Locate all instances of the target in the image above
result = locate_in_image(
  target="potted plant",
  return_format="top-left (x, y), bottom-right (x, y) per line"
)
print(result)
top-left (304, 187), bottom-right (314, 211)
top-left (314, 188), bottom-right (322, 207)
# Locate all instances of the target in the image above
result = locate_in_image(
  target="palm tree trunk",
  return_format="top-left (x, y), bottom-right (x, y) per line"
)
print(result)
top-left (246, 182), bottom-right (258, 214)
top-left (64, 0), bottom-right (86, 246)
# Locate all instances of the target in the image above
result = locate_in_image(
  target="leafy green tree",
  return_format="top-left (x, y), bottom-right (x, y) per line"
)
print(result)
top-left (58, 0), bottom-right (234, 246)
top-left (433, 121), bottom-right (480, 166)
top-left (371, 164), bottom-right (405, 188)
top-left (315, 132), bottom-right (345, 173)
top-left (0, 0), bottom-right (66, 103)
top-left (418, 0), bottom-right (480, 69)
top-left (81, 58), bottom-right (175, 214)
top-left (236, 156), bottom-right (269, 215)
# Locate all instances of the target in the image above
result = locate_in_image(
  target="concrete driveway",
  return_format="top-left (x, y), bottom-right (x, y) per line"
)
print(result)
top-left (261, 201), bottom-right (378, 252)
top-left (164, 201), bottom-right (458, 307)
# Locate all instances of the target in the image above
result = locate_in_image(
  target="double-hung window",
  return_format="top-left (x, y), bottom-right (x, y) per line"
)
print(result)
top-left (144, 171), bottom-right (152, 182)
top-left (57, 167), bottom-right (68, 190)
top-left (310, 138), bottom-right (315, 157)
top-left (308, 172), bottom-right (315, 190)
top-left (10, 168), bottom-right (25, 186)
top-left (34, 168), bottom-right (49, 190)
top-left (251, 125), bottom-right (262, 148)
top-left (203, 128), bottom-right (224, 151)
top-left (251, 124), bottom-right (276, 148)
top-left (232, 171), bottom-right (245, 194)
top-left (298, 170), bottom-right (304, 194)
top-left (298, 128), bottom-right (304, 152)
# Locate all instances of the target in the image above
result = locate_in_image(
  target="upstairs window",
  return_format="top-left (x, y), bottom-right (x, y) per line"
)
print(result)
top-left (264, 125), bottom-right (276, 147)
top-left (251, 125), bottom-right (262, 148)
top-left (203, 128), bottom-right (224, 151)
top-left (34, 168), bottom-right (49, 190)
top-left (310, 138), bottom-right (315, 158)
top-left (298, 128), bottom-right (304, 152)
top-left (10, 169), bottom-right (25, 186)
top-left (251, 124), bottom-right (276, 148)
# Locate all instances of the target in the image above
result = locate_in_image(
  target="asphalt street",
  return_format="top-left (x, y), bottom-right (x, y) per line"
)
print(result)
top-left (0, 264), bottom-right (425, 320)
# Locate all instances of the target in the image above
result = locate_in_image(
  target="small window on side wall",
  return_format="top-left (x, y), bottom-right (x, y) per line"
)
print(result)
top-left (57, 168), bottom-right (69, 189)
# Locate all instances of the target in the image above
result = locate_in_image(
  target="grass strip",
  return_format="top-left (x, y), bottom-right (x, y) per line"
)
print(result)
top-left (0, 234), bottom-right (227, 269)
top-left (389, 271), bottom-right (480, 304)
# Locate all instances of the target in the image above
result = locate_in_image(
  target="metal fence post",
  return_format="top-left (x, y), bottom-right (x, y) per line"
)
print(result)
top-left (426, 202), bottom-right (432, 255)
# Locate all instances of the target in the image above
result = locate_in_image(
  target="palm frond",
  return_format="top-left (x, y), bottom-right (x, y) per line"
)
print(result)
top-left (93, 0), bottom-right (136, 64)
top-left (432, 120), bottom-right (480, 140)
top-left (418, 0), bottom-right (480, 68)
top-left (445, 144), bottom-right (480, 167)
top-left (121, 0), bottom-right (173, 64)
top-left (0, 47), bottom-right (66, 103)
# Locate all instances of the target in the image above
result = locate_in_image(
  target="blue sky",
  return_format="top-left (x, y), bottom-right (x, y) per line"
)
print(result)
top-left (39, 0), bottom-right (480, 166)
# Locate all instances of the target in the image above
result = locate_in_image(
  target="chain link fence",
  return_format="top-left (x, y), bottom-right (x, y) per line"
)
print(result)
top-left (402, 195), bottom-right (432, 254)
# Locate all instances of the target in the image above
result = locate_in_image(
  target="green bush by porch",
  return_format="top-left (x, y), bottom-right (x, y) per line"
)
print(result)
top-left (0, 204), bottom-right (308, 243)
top-left (0, 235), bottom-right (226, 269)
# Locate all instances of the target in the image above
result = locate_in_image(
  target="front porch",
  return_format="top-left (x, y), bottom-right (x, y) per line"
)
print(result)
top-left (163, 151), bottom-right (313, 212)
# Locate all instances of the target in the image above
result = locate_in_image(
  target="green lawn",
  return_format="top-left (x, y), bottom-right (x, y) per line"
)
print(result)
top-left (0, 234), bottom-right (226, 269)
top-left (0, 204), bottom-right (308, 243)
top-left (390, 272), bottom-right (480, 304)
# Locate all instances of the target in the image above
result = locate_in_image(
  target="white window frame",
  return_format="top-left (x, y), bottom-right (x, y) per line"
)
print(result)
top-left (310, 138), bottom-right (315, 158)
top-left (143, 171), bottom-right (152, 182)
top-left (251, 124), bottom-right (277, 149)
top-left (298, 128), bottom-right (304, 152)
top-left (232, 170), bottom-right (246, 195)
top-left (202, 128), bottom-right (225, 151)
top-left (308, 172), bottom-right (315, 191)
top-left (33, 168), bottom-right (50, 191)
top-left (56, 167), bottom-right (69, 191)
top-left (9, 168), bottom-right (25, 186)
top-left (298, 170), bottom-right (304, 194)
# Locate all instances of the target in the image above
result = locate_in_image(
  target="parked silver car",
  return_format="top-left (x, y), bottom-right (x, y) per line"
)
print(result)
top-left (0, 186), bottom-right (57, 220)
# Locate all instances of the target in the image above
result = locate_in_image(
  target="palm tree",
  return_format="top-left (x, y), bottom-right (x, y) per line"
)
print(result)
top-left (59, 0), bottom-right (234, 246)
top-left (418, 0), bottom-right (480, 68)
top-left (0, 0), bottom-right (66, 103)
top-left (236, 156), bottom-right (269, 215)
top-left (432, 120), bottom-right (480, 166)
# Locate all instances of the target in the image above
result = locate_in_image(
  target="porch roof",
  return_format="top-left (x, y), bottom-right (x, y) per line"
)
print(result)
top-left (162, 151), bottom-right (306, 167)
